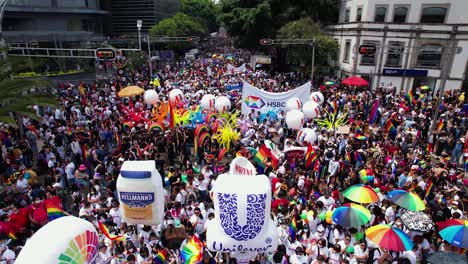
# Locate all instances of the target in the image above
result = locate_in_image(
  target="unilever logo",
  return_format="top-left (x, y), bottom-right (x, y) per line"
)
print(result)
top-left (217, 193), bottom-right (267, 241)
top-left (244, 96), bottom-right (265, 109)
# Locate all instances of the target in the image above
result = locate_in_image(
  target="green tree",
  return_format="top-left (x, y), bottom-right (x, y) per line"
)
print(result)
top-left (180, 0), bottom-right (219, 33)
top-left (0, 78), bottom-right (57, 134)
top-left (150, 12), bottom-right (207, 37)
top-left (219, 0), bottom-right (339, 48)
top-left (277, 17), bottom-right (339, 74)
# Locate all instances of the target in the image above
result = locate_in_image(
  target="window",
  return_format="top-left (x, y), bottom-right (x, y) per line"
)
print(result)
top-left (356, 8), bottom-right (362, 22)
top-left (343, 41), bottom-right (351, 62)
top-left (393, 7), bottom-right (408, 23)
top-left (374, 6), bottom-right (387, 22)
top-left (345, 9), bottom-right (350, 22)
top-left (417, 45), bottom-right (443, 68)
top-left (360, 41), bottom-right (379, 65)
top-left (420, 7), bottom-right (447, 23)
top-left (386, 42), bottom-right (404, 67)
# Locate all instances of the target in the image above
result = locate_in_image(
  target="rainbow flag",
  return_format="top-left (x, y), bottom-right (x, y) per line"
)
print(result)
top-left (369, 99), bottom-right (379, 125)
top-left (180, 235), bottom-right (203, 264)
top-left (46, 202), bottom-right (66, 220)
top-left (115, 132), bottom-right (121, 146)
top-left (289, 216), bottom-right (298, 241)
top-left (384, 119), bottom-right (397, 139)
top-left (154, 250), bottom-right (167, 264)
top-left (98, 221), bottom-right (125, 241)
top-left (254, 144), bottom-right (279, 169)
top-left (123, 122), bottom-right (133, 130)
top-left (217, 148), bottom-right (227, 162)
top-left (345, 152), bottom-right (352, 164)
top-left (328, 101), bottom-right (338, 114)
top-left (406, 90), bottom-right (414, 106)
top-left (305, 144), bottom-right (317, 168)
top-left (65, 128), bottom-right (73, 136)
top-left (424, 181), bottom-right (434, 200)
top-left (436, 119), bottom-right (444, 131)
top-left (148, 122), bottom-right (164, 133)
top-left (354, 134), bottom-right (367, 141)
top-left (8, 231), bottom-right (16, 240)
top-left (464, 158), bottom-right (468, 171)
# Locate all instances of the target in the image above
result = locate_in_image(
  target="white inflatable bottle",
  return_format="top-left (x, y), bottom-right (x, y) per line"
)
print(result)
top-left (116, 161), bottom-right (165, 225)
top-left (207, 157), bottom-right (278, 253)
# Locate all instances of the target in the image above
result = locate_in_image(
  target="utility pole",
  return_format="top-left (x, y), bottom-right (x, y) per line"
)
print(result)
top-left (137, 20), bottom-right (142, 51)
top-left (260, 38), bottom-right (316, 85)
top-left (147, 34), bottom-right (152, 78)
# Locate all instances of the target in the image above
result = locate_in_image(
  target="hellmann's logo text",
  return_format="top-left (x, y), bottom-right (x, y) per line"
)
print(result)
top-left (120, 192), bottom-right (155, 206)
top-left (235, 164), bottom-right (253, 175)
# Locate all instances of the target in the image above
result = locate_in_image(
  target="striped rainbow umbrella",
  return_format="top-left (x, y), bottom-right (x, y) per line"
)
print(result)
top-left (366, 224), bottom-right (413, 251)
top-left (332, 203), bottom-right (371, 227)
top-left (343, 184), bottom-right (379, 204)
top-left (387, 190), bottom-right (425, 211)
top-left (325, 81), bottom-right (335, 86)
top-left (437, 219), bottom-right (468, 248)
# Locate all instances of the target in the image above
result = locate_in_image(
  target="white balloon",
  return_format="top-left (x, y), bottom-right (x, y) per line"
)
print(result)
top-left (285, 110), bottom-right (305, 130)
top-left (310, 92), bottom-right (324, 105)
top-left (201, 94), bottom-right (216, 110)
top-left (16, 216), bottom-right (99, 264)
top-left (304, 131), bottom-right (317, 144)
top-left (169, 88), bottom-right (184, 103)
top-left (302, 101), bottom-right (320, 119)
top-left (297, 128), bottom-right (316, 144)
top-left (143, 89), bottom-right (159, 105)
top-left (215, 96), bottom-right (231, 113)
top-left (286, 97), bottom-right (302, 111)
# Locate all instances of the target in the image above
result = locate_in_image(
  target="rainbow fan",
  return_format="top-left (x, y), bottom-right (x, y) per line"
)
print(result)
top-left (57, 230), bottom-right (99, 264)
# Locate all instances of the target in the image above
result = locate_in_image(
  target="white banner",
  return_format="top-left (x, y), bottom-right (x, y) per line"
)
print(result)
top-left (241, 81), bottom-right (311, 115)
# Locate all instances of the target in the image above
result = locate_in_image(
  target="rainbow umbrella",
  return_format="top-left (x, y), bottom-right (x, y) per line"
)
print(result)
top-left (366, 224), bottom-right (414, 252)
top-left (387, 190), bottom-right (425, 211)
top-left (420, 85), bottom-right (431, 91)
top-left (325, 81), bottom-right (335, 86)
top-left (332, 203), bottom-right (371, 227)
top-left (437, 219), bottom-right (468, 248)
top-left (343, 184), bottom-right (379, 204)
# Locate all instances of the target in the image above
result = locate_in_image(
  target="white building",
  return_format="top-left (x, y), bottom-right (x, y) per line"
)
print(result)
top-left (326, 0), bottom-right (468, 92)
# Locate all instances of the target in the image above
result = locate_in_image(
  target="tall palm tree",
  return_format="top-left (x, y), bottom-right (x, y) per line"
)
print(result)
top-left (0, 78), bottom-right (57, 135)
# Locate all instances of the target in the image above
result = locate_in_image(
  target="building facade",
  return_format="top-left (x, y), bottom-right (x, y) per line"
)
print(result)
top-left (110, 0), bottom-right (179, 36)
top-left (326, 0), bottom-right (468, 92)
top-left (2, 0), bottom-right (109, 46)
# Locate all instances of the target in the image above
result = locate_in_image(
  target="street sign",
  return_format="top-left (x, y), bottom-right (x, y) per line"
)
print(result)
top-left (358, 44), bottom-right (377, 55)
top-left (95, 48), bottom-right (116, 61)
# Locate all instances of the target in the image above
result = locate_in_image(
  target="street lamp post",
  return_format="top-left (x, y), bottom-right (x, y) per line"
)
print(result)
top-left (147, 34), bottom-right (152, 78)
top-left (137, 20), bottom-right (142, 51)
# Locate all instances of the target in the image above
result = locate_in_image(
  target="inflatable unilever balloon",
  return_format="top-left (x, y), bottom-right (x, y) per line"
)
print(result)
top-left (297, 128), bottom-right (317, 144)
top-left (285, 109), bottom-right (305, 130)
top-left (286, 97), bottom-right (302, 111)
top-left (302, 101), bottom-right (320, 119)
top-left (215, 96), bottom-right (231, 113)
top-left (201, 94), bottom-right (216, 110)
top-left (116, 161), bottom-right (165, 225)
top-left (143, 89), bottom-right (159, 105)
top-left (207, 157), bottom-right (278, 253)
top-left (169, 88), bottom-right (184, 103)
top-left (16, 216), bottom-right (99, 264)
top-left (310, 92), bottom-right (324, 105)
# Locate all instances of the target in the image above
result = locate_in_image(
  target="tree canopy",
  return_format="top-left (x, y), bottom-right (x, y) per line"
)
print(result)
top-left (180, 0), bottom-right (219, 33)
top-left (218, 0), bottom-right (339, 48)
top-left (150, 12), bottom-right (208, 38)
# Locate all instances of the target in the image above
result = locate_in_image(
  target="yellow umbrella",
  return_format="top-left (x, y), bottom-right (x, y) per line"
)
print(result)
top-left (458, 92), bottom-right (464, 102)
top-left (118, 86), bottom-right (144, 97)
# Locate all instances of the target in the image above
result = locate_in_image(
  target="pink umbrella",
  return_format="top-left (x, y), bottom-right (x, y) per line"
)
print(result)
top-left (342, 76), bottom-right (369, 87)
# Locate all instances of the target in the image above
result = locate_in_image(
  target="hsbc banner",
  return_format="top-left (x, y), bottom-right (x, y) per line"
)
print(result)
top-left (241, 81), bottom-right (311, 116)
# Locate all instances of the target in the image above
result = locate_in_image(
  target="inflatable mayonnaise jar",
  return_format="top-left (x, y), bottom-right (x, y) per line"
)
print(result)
top-left (116, 161), bottom-right (164, 226)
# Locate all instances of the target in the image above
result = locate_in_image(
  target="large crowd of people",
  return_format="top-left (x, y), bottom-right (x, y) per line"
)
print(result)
top-left (0, 36), bottom-right (466, 264)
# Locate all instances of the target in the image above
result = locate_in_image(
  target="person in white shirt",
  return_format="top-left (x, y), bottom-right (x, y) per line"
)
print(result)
top-left (383, 200), bottom-right (395, 223)
top-left (328, 244), bottom-right (342, 264)
top-left (401, 246), bottom-right (417, 264)
top-left (317, 191), bottom-right (335, 211)
top-left (64, 158), bottom-right (76, 188)
top-left (96, 244), bottom-right (112, 264)
top-left (289, 246), bottom-right (309, 264)
top-left (109, 200), bottom-right (123, 228)
top-left (353, 240), bottom-right (369, 263)
top-left (189, 207), bottom-right (206, 235)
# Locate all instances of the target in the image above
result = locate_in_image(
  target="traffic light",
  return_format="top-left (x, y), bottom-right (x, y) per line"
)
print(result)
top-left (95, 48), bottom-right (116, 61)
top-left (358, 44), bottom-right (377, 55)
top-left (260, 39), bottom-right (273, 46)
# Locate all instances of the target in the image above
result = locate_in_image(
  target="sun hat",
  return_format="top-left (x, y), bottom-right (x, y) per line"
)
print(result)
top-left (79, 164), bottom-right (86, 171)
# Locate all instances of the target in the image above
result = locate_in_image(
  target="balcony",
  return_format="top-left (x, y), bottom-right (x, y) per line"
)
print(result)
top-left (6, 0), bottom-right (108, 15)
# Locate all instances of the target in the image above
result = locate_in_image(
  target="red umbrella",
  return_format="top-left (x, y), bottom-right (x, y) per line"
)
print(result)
top-left (342, 76), bottom-right (369, 87)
